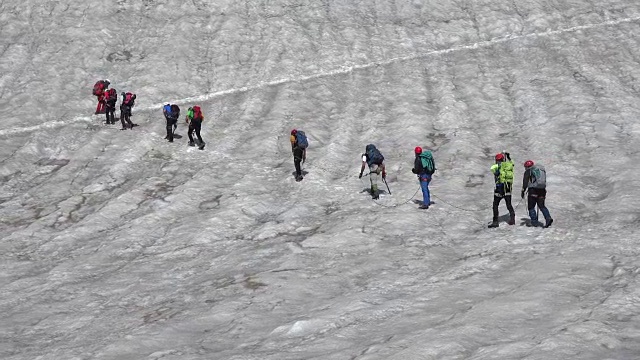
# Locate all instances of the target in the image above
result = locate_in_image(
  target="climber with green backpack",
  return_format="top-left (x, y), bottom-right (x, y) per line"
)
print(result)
top-left (412, 147), bottom-right (436, 209)
top-left (489, 152), bottom-right (516, 228)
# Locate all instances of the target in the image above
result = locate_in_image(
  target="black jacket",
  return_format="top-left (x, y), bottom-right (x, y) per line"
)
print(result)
top-left (521, 168), bottom-right (536, 190)
top-left (412, 155), bottom-right (434, 175)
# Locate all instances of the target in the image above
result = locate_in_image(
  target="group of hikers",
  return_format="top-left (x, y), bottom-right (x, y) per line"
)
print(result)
top-left (162, 104), bottom-right (206, 149)
top-left (93, 80), bottom-right (206, 149)
top-left (92, 80), bottom-right (138, 130)
top-left (291, 130), bottom-right (553, 228)
top-left (93, 80), bottom-right (553, 228)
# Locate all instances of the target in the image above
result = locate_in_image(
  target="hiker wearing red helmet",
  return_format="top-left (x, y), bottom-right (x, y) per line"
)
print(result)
top-left (411, 146), bottom-right (436, 209)
top-left (186, 106), bottom-right (205, 149)
top-left (290, 129), bottom-right (308, 181)
top-left (521, 160), bottom-right (553, 228)
top-left (488, 151), bottom-right (516, 228)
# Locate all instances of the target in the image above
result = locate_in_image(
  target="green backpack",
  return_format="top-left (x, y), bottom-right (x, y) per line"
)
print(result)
top-left (419, 151), bottom-right (435, 174)
top-left (499, 161), bottom-right (514, 184)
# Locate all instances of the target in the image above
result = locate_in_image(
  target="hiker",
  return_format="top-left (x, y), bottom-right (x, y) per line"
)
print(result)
top-left (521, 160), bottom-right (554, 228)
top-left (104, 88), bottom-right (117, 124)
top-left (186, 106), bottom-right (205, 149)
top-left (92, 79), bottom-right (110, 114)
top-left (359, 144), bottom-right (386, 200)
top-left (412, 146), bottom-right (436, 209)
top-left (290, 129), bottom-right (308, 181)
top-left (119, 91), bottom-right (137, 130)
top-left (489, 152), bottom-right (516, 228)
top-left (163, 104), bottom-right (180, 142)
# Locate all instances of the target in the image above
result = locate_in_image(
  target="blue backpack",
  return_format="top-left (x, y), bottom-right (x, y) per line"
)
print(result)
top-left (163, 104), bottom-right (171, 114)
top-left (365, 144), bottom-right (384, 166)
top-left (295, 130), bottom-right (308, 149)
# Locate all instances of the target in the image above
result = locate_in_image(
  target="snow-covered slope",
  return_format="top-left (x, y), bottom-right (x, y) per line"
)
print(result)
top-left (2, 1), bottom-right (640, 359)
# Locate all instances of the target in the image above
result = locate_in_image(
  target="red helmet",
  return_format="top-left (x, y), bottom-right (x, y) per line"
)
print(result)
top-left (291, 129), bottom-right (297, 135)
top-left (495, 153), bottom-right (505, 162)
top-left (524, 160), bottom-right (534, 168)
top-left (414, 146), bottom-right (422, 154)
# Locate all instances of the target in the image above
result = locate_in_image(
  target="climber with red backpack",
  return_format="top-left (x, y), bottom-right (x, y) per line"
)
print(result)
top-left (186, 106), bottom-right (205, 149)
top-left (119, 91), bottom-right (137, 130)
top-left (104, 88), bottom-right (118, 124)
top-left (92, 79), bottom-right (110, 114)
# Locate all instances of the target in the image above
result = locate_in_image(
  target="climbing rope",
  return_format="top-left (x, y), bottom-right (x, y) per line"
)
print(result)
top-left (359, 176), bottom-right (422, 208)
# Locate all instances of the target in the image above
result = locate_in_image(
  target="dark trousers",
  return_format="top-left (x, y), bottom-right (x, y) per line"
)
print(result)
top-left (293, 147), bottom-right (303, 177)
top-left (105, 102), bottom-right (116, 124)
top-left (188, 120), bottom-right (203, 144)
top-left (120, 105), bottom-right (134, 128)
top-left (492, 183), bottom-right (515, 221)
top-left (165, 117), bottom-right (177, 141)
top-left (527, 188), bottom-right (551, 224)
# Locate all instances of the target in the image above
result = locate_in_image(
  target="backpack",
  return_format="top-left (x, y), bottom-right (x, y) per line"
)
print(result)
top-left (170, 104), bottom-right (180, 119)
top-left (365, 144), bottom-right (384, 166)
top-left (163, 104), bottom-right (172, 115)
top-left (529, 165), bottom-right (547, 189)
top-left (123, 92), bottom-right (135, 106)
top-left (295, 130), bottom-right (308, 149)
top-left (419, 151), bottom-right (435, 174)
top-left (92, 81), bottom-right (105, 96)
top-left (107, 88), bottom-right (117, 101)
top-left (192, 106), bottom-right (203, 121)
top-left (498, 160), bottom-right (515, 184)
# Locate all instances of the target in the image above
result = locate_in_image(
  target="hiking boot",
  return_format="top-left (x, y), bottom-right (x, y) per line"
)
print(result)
top-left (527, 220), bottom-right (542, 227)
top-left (508, 215), bottom-right (515, 225)
top-left (372, 191), bottom-right (380, 200)
top-left (544, 218), bottom-right (554, 228)
top-left (188, 141), bottom-right (195, 147)
top-left (419, 204), bottom-right (429, 209)
top-left (488, 220), bottom-right (499, 228)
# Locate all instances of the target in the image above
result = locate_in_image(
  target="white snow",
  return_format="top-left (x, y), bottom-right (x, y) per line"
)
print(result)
top-left (2, 1), bottom-right (640, 359)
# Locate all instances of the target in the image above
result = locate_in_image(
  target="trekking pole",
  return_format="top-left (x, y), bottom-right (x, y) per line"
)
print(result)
top-left (383, 177), bottom-right (391, 195)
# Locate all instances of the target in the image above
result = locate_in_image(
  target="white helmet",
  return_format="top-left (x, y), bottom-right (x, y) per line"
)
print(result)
top-left (105, 79), bottom-right (111, 84)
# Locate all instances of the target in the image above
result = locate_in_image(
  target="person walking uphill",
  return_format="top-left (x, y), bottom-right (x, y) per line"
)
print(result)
top-left (521, 160), bottom-right (553, 228)
top-left (163, 104), bottom-right (180, 142)
top-left (186, 106), bottom-right (205, 149)
top-left (488, 152), bottom-right (516, 228)
top-left (290, 129), bottom-right (308, 181)
top-left (92, 79), bottom-right (110, 114)
top-left (104, 88), bottom-right (118, 124)
top-left (119, 91), bottom-right (137, 130)
top-left (359, 144), bottom-right (386, 200)
top-left (412, 147), bottom-right (436, 209)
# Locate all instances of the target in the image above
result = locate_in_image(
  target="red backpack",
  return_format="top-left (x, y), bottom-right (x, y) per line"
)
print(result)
top-left (107, 88), bottom-right (117, 101)
top-left (123, 92), bottom-right (135, 105)
top-left (193, 106), bottom-right (203, 120)
top-left (92, 81), bottom-right (104, 96)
